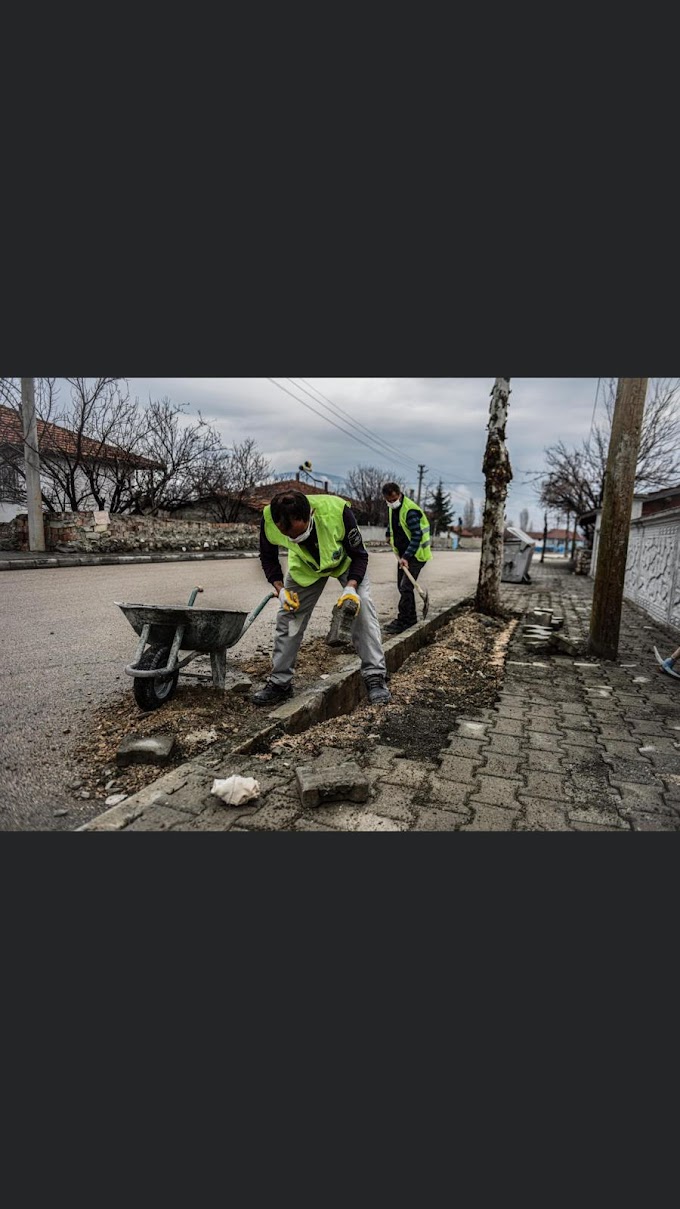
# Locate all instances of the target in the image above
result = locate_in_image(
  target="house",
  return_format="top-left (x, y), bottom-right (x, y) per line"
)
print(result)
top-left (0, 404), bottom-right (161, 522)
top-left (540, 528), bottom-right (585, 555)
top-left (582, 482), bottom-right (680, 582)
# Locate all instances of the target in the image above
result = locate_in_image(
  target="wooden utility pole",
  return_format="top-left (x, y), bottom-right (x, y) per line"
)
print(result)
top-left (541, 510), bottom-right (548, 564)
top-left (570, 516), bottom-right (578, 561)
top-left (476, 377), bottom-right (512, 616)
top-left (20, 378), bottom-right (45, 552)
top-left (588, 378), bottom-right (648, 660)
top-left (416, 464), bottom-right (427, 505)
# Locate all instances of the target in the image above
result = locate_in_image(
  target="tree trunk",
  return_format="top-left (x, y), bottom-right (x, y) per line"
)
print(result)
top-left (476, 378), bottom-right (512, 615)
top-left (588, 378), bottom-right (648, 659)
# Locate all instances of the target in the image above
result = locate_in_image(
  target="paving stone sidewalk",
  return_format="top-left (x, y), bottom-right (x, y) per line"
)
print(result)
top-left (79, 562), bottom-right (680, 831)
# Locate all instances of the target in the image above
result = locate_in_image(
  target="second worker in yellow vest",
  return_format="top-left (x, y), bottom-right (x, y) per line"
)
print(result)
top-left (381, 481), bottom-right (432, 633)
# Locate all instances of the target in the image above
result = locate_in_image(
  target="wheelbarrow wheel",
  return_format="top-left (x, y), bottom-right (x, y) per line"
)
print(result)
top-left (133, 646), bottom-right (179, 711)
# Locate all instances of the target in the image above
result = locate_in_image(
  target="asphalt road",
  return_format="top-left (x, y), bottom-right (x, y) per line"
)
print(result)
top-left (0, 550), bottom-right (481, 831)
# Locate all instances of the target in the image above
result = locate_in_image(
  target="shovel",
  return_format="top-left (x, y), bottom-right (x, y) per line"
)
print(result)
top-left (400, 561), bottom-right (429, 619)
top-left (654, 646), bottom-right (680, 680)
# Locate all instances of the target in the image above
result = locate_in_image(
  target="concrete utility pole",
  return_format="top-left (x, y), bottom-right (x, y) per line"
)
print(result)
top-left (476, 377), bottom-right (512, 616)
top-left (416, 464), bottom-right (427, 505)
top-left (20, 378), bottom-right (45, 552)
top-left (588, 377), bottom-right (648, 660)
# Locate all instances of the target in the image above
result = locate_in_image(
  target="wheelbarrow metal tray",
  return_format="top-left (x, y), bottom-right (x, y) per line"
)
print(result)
top-left (116, 603), bottom-right (249, 652)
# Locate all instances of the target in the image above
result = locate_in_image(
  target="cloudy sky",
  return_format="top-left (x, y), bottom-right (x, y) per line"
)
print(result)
top-left (125, 377), bottom-right (601, 530)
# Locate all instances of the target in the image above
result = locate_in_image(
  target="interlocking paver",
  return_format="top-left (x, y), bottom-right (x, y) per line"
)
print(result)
top-left (469, 777), bottom-right (521, 808)
top-left (524, 717), bottom-right (565, 736)
top-left (522, 772), bottom-right (570, 801)
top-left (614, 782), bottom-right (672, 815)
top-left (413, 806), bottom-right (469, 831)
top-left (459, 804), bottom-right (520, 831)
top-left (526, 749), bottom-right (567, 773)
top-left (515, 799), bottom-right (572, 831)
top-left (428, 776), bottom-right (473, 809)
top-left (487, 733), bottom-right (524, 755)
top-left (378, 758), bottom-right (436, 789)
top-left (436, 755), bottom-right (483, 784)
top-left (442, 737), bottom-right (489, 759)
top-left (627, 813), bottom-right (680, 832)
top-left (490, 718), bottom-right (524, 736)
top-left (369, 785), bottom-right (418, 824)
top-left (528, 731), bottom-right (564, 752)
top-left (561, 729), bottom-right (600, 747)
top-left (597, 740), bottom-right (652, 760)
top-left (479, 753), bottom-right (524, 778)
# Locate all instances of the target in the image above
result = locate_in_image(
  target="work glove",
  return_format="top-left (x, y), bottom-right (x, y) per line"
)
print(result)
top-left (336, 588), bottom-right (361, 615)
top-left (278, 587), bottom-right (300, 612)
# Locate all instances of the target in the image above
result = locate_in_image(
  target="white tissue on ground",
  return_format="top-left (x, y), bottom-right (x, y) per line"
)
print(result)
top-left (210, 776), bottom-right (260, 805)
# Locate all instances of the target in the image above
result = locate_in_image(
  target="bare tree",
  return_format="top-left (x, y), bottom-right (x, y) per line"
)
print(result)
top-left (534, 377), bottom-right (680, 528)
top-left (463, 497), bottom-right (476, 530)
top-left (344, 464), bottom-right (398, 525)
top-left (519, 507), bottom-right (530, 532)
top-left (129, 396), bottom-right (226, 514)
top-left (1, 376), bottom-right (137, 512)
top-left (190, 437), bottom-right (271, 522)
top-left (476, 378), bottom-right (512, 616)
top-left (0, 379), bottom-right (238, 516)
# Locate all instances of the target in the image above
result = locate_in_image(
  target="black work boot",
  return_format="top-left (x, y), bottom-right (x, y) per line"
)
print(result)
top-left (252, 680), bottom-right (293, 707)
top-left (365, 674), bottom-right (391, 705)
top-left (385, 619), bottom-right (414, 634)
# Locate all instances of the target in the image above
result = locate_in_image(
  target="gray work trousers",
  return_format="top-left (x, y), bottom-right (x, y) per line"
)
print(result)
top-left (270, 570), bottom-right (387, 689)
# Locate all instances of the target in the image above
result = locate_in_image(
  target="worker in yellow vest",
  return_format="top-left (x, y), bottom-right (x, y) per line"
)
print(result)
top-left (253, 490), bottom-right (390, 707)
top-left (382, 481), bottom-right (432, 632)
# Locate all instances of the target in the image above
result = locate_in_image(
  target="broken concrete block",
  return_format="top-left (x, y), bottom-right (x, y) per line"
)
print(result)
top-left (116, 734), bottom-right (176, 767)
top-left (552, 635), bottom-right (583, 656)
top-left (295, 761), bottom-right (370, 808)
top-left (526, 610), bottom-right (553, 627)
top-left (224, 673), bottom-right (253, 695)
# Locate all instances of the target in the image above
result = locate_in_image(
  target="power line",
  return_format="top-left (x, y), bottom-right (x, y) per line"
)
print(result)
top-left (297, 378), bottom-right (486, 493)
top-left (265, 378), bottom-right (418, 473)
top-left (266, 378), bottom-right (478, 504)
top-left (295, 377), bottom-right (431, 475)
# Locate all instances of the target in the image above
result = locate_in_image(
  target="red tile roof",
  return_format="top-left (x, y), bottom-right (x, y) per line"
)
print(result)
top-left (244, 480), bottom-right (353, 513)
top-left (0, 404), bottom-right (162, 469)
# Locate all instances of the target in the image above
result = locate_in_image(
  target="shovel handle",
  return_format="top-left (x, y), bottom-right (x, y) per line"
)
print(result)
top-left (400, 562), bottom-right (428, 603)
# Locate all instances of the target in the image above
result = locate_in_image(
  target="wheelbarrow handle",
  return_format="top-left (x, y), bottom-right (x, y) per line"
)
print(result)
top-left (239, 590), bottom-right (278, 640)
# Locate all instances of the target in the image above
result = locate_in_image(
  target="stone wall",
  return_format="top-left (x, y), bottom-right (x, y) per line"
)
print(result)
top-left (624, 509), bottom-right (680, 632)
top-left (0, 511), bottom-right (259, 553)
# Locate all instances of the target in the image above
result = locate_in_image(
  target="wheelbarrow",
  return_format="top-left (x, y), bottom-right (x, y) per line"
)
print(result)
top-left (115, 585), bottom-right (276, 710)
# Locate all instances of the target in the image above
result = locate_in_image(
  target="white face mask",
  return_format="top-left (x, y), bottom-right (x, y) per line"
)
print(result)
top-left (292, 516), bottom-right (314, 543)
top-left (387, 498), bottom-right (402, 510)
